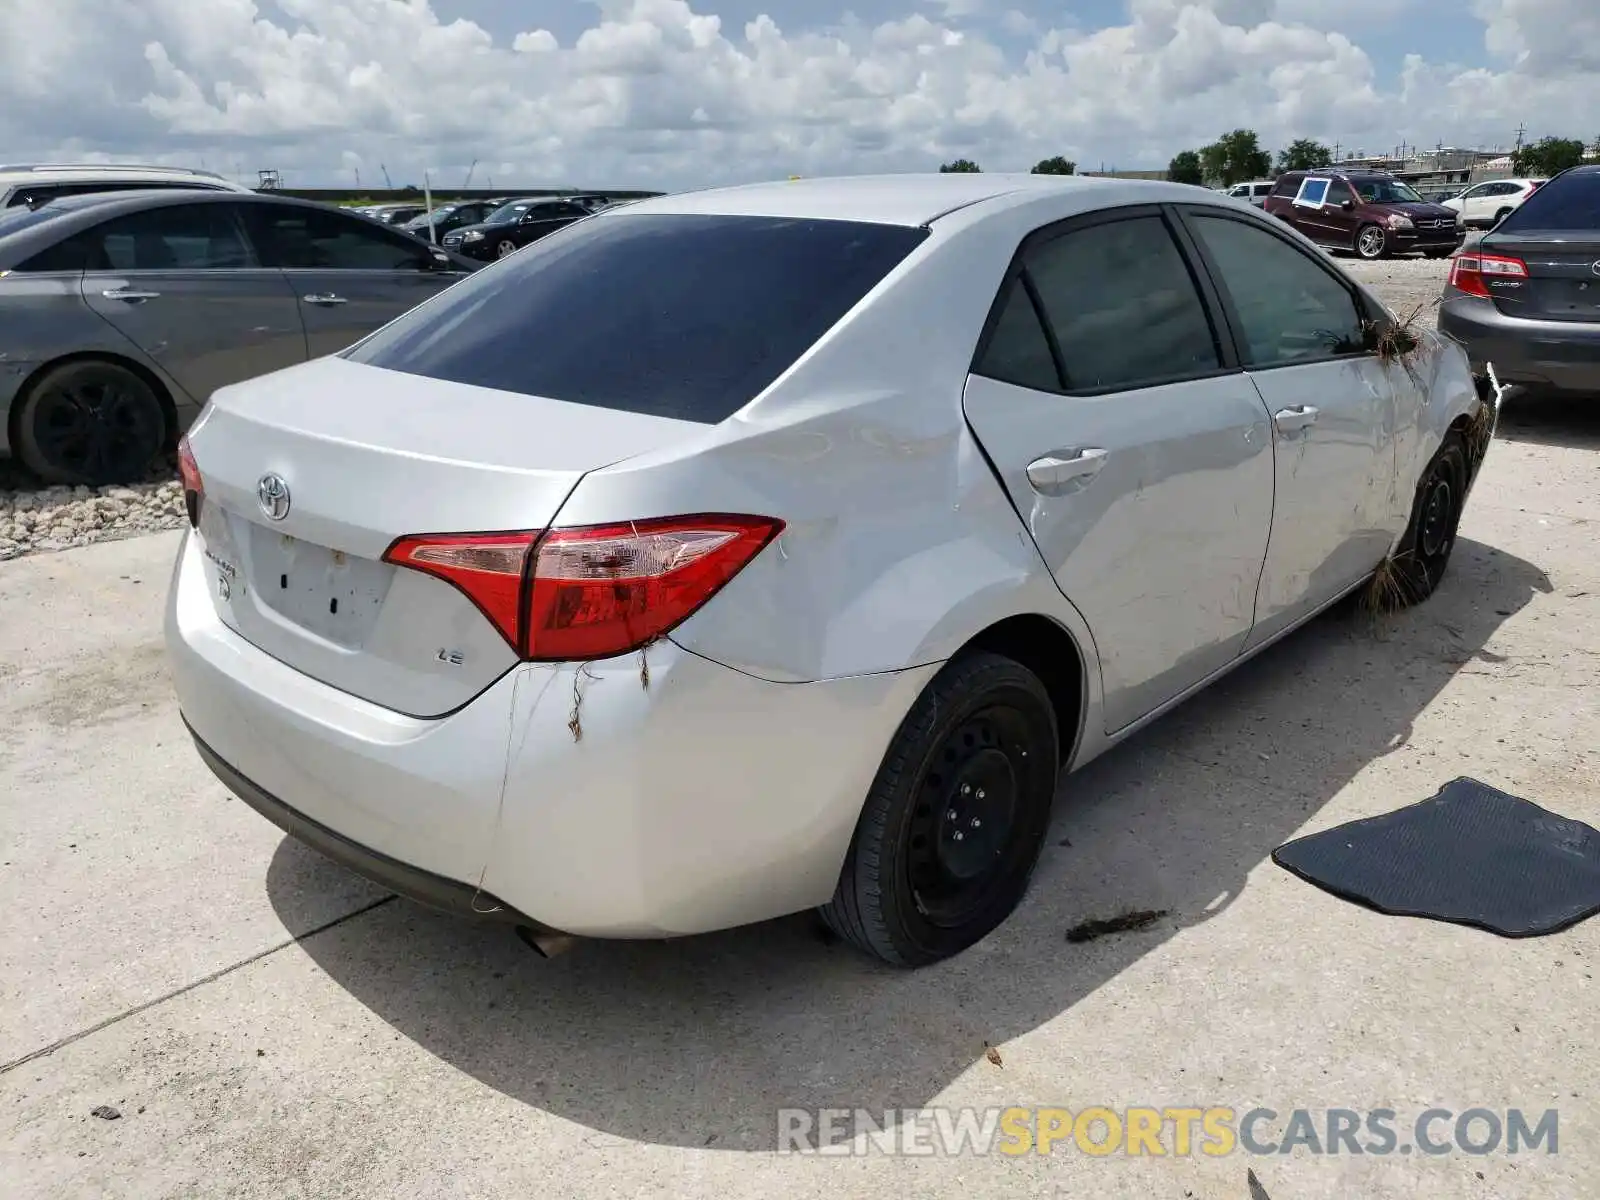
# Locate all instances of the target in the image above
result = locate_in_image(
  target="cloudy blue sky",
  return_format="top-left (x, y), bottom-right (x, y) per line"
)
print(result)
top-left (1, 1), bottom-right (1594, 190)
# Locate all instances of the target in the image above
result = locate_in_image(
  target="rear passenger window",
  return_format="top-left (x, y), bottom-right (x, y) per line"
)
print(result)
top-left (973, 278), bottom-right (1060, 392)
top-left (83, 204), bottom-right (254, 270)
top-left (1022, 215), bottom-right (1222, 392)
top-left (1187, 213), bottom-right (1367, 367)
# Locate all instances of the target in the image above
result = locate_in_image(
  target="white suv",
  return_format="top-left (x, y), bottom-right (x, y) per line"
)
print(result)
top-left (1441, 178), bottom-right (1546, 229)
top-left (0, 163), bottom-right (253, 209)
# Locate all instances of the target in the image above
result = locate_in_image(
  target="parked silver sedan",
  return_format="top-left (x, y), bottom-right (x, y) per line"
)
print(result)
top-left (166, 173), bottom-right (1492, 967)
top-left (0, 190), bottom-right (477, 485)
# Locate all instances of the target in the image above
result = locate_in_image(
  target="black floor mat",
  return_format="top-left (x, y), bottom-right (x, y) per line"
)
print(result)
top-left (1272, 777), bottom-right (1600, 937)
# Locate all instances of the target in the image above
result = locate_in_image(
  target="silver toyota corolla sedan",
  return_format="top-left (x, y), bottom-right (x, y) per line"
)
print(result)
top-left (166, 173), bottom-right (1492, 966)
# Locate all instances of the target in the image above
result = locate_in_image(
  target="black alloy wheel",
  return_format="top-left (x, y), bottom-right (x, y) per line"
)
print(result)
top-left (14, 360), bottom-right (166, 487)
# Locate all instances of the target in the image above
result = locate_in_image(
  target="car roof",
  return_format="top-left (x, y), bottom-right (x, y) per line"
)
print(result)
top-left (610, 173), bottom-right (1150, 227)
top-left (0, 163), bottom-right (249, 189)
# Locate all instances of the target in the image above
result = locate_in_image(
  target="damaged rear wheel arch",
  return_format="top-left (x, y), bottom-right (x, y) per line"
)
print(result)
top-left (961, 613), bottom-right (1086, 767)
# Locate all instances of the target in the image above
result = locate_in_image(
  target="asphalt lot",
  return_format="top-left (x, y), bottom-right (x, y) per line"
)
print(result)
top-left (2, 262), bottom-right (1598, 1198)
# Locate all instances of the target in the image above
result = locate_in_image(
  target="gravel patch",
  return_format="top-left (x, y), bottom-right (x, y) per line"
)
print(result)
top-left (0, 255), bottom-right (1463, 564)
top-left (1341, 253), bottom-right (1454, 324)
top-left (0, 456), bottom-right (187, 561)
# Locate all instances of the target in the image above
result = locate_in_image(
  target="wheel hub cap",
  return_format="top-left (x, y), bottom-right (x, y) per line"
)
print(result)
top-left (936, 748), bottom-right (1016, 880)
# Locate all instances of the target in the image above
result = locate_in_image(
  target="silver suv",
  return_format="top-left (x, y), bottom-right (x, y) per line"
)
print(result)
top-left (0, 163), bottom-right (252, 210)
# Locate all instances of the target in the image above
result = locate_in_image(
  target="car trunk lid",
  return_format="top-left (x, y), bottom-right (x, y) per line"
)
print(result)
top-left (1481, 231), bottom-right (1600, 323)
top-left (183, 355), bottom-right (705, 716)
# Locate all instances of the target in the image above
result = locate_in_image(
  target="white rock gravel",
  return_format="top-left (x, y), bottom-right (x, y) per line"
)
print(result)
top-left (0, 478), bottom-right (188, 561)
top-left (0, 257), bottom-right (1458, 563)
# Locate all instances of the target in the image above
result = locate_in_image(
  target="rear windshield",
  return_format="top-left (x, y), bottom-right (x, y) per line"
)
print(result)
top-left (346, 212), bottom-right (929, 423)
top-left (1496, 171), bottom-right (1600, 232)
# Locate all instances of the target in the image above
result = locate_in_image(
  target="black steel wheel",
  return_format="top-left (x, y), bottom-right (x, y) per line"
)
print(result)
top-left (1355, 224), bottom-right (1389, 260)
top-left (821, 651), bottom-right (1060, 966)
top-left (13, 360), bottom-right (166, 487)
top-left (1387, 431), bottom-right (1470, 607)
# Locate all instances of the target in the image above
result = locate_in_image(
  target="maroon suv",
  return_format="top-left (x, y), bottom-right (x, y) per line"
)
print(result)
top-left (1263, 168), bottom-right (1464, 261)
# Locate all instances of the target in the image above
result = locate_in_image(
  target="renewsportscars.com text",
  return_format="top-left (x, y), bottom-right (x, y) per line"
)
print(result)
top-left (776, 1106), bottom-right (1559, 1157)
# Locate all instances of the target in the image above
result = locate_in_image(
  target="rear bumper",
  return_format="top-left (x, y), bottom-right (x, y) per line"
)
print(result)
top-left (1438, 297), bottom-right (1600, 394)
top-left (185, 721), bottom-right (538, 926)
top-left (166, 529), bottom-right (938, 938)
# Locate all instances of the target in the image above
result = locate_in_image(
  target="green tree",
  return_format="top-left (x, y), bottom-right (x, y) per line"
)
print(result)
top-left (1515, 136), bottom-right (1586, 177)
top-left (1200, 129), bottom-right (1272, 187)
top-left (939, 158), bottom-right (982, 173)
top-left (1030, 156), bottom-right (1077, 175)
top-left (1167, 149), bottom-right (1205, 186)
top-left (1276, 138), bottom-right (1333, 173)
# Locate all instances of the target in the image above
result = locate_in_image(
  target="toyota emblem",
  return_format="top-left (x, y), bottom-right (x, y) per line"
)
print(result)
top-left (257, 473), bottom-right (291, 521)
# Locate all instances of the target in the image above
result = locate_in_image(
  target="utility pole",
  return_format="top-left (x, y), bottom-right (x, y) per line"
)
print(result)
top-left (379, 162), bottom-right (395, 190)
top-left (1513, 122), bottom-right (1526, 168)
top-left (1332, 141), bottom-right (1340, 162)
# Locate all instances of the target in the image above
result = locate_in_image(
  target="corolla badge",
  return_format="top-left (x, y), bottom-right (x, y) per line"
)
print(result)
top-left (257, 473), bottom-right (291, 521)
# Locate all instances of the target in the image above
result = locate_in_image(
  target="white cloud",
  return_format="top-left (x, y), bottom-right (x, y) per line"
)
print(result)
top-left (0, 0), bottom-right (1593, 189)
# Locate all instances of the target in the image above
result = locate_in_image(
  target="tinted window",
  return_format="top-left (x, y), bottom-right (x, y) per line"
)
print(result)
top-left (346, 213), bottom-right (928, 422)
top-left (1188, 214), bottom-right (1366, 367)
top-left (1353, 177), bottom-right (1422, 204)
top-left (80, 204), bottom-right (253, 270)
top-left (246, 205), bottom-right (432, 269)
top-left (1022, 215), bottom-right (1220, 391)
top-left (1496, 171), bottom-right (1599, 231)
top-left (1326, 179), bottom-right (1355, 205)
top-left (973, 278), bottom-right (1060, 392)
top-left (1272, 175), bottom-right (1304, 198)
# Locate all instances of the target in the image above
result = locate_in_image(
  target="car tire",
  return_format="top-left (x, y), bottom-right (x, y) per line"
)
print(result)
top-left (1493, 207), bottom-right (1513, 227)
top-left (1354, 224), bottom-right (1389, 260)
top-left (495, 239), bottom-right (518, 259)
top-left (1385, 431), bottom-right (1471, 607)
top-left (13, 359), bottom-right (167, 487)
top-left (820, 651), bottom-right (1059, 967)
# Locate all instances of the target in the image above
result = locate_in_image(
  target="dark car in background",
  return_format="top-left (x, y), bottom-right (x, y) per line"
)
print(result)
top-left (399, 199), bottom-right (506, 242)
top-left (353, 203), bottom-right (428, 226)
top-left (441, 197), bottom-right (595, 261)
top-left (1438, 165), bottom-right (1600, 398)
top-left (0, 189), bottom-right (479, 485)
top-left (1265, 168), bottom-right (1463, 260)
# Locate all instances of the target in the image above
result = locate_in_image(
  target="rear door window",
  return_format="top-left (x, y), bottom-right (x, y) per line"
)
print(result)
top-left (972, 278), bottom-right (1061, 392)
top-left (345, 213), bottom-right (929, 423)
top-left (1019, 214), bottom-right (1222, 392)
top-left (82, 204), bottom-right (255, 270)
top-left (1496, 172), bottom-right (1599, 231)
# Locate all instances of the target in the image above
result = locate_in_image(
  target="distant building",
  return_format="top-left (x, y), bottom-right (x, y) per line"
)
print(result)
top-left (1080, 168), bottom-right (1169, 181)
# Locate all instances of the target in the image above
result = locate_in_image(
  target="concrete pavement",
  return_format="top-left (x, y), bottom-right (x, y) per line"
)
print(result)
top-left (1, 396), bottom-right (1596, 1199)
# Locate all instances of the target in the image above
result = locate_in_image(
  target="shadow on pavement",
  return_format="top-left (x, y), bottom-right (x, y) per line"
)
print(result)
top-left (1495, 389), bottom-right (1600, 452)
top-left (268, 536), bottom-right (1550, 1151)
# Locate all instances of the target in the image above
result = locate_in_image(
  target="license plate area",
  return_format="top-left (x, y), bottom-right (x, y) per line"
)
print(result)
top-left (245, 522), bottom-right (394, 647)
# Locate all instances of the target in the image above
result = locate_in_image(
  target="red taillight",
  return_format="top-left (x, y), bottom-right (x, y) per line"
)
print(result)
top-left (383, 514), bottom-right (785, 661)
top-left (177, 434), bottom-right (203, 527)
top-left (1448, 251), bottom-right (1528, 299)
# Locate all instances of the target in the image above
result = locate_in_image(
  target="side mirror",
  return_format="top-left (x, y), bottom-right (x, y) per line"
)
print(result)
top-left (1339, 199), bottom-right (1354, 211)
top-left (428, 249), bottom-right (453, 270)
